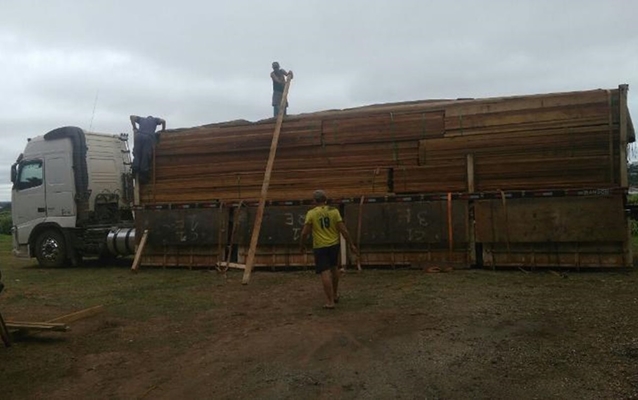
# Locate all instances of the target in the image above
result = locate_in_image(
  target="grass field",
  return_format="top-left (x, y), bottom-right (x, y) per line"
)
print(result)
top-left (1, 234), bottom-right (637, 399)
top-left (0, 235), bottom-right (219, 322)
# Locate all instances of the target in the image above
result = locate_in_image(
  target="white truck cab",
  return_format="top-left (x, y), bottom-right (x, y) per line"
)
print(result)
top-left (11, 126), bottom-right (136, 267)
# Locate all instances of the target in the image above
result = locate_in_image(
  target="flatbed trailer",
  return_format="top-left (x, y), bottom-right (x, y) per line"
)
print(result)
top-left (136, 85), bottom-right (635, 270)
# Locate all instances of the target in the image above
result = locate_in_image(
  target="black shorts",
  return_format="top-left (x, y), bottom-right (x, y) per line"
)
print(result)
top-left (313, 244), bottom-right (340, 274)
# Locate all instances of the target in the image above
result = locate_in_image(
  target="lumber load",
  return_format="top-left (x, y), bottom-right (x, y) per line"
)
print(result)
top-left (142, 87), bottom-right (631, 204)
top-left (137, 85), bottom-right (635, 269)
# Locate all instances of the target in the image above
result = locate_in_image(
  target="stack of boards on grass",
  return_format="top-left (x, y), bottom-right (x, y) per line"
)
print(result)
top-left (136, 85), bottom-right (635, 270)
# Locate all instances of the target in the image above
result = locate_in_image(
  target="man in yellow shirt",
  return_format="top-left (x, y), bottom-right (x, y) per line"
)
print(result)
top-left (300, 190), bottom-right (358, 309)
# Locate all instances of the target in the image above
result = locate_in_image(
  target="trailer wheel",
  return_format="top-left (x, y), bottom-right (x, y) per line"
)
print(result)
top-left (35, 229), bottom-right (67, 268)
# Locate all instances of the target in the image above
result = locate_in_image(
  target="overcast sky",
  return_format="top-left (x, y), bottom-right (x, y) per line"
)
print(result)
top-left (1, 0), bottom-right (637, 201)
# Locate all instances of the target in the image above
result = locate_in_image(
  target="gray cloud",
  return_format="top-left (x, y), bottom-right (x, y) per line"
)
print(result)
top-left (1, 0), bottom-right (637, 201)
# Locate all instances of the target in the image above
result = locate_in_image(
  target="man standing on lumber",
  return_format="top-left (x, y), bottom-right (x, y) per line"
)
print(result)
top-left (300, 190), bottom-right (358, 309)
top-left (271, 61), bottom-right (293, 117)
top-left (129, 115), bottom-right (166, 184)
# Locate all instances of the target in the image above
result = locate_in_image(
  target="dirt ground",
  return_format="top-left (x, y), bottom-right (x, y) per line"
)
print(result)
top-left (1, 248), bottom-right (638, 399)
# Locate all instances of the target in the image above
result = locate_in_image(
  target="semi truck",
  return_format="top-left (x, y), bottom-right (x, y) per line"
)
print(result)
top-left (10, 126), bottom-right (137, 267)
top-left (9, 86), bottom-right (634, 271)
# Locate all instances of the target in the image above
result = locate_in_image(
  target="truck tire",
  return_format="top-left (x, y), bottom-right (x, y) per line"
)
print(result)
top-left (35, 229), bottom-right (68, 268)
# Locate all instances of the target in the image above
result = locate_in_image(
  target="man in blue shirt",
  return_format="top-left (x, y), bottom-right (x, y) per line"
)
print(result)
top-left (130, 115), bottom-right (166, 184)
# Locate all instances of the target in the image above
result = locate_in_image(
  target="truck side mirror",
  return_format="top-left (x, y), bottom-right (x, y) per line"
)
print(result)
top-left (11, 153), bottom-right (23, 185)
top-left (10, 163), bottom-right (17, 184)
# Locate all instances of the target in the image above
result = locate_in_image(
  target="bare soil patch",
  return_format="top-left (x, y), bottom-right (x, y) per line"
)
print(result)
top-left (1, 237), bottom-right (637, 399)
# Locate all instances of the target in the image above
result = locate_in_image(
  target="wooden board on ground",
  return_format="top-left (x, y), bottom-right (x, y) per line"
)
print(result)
top-left (47, 305), bottom-right (104, 324)
top-left (2, 305), bottom-right (105, 343)
top-left (5, 321), bottom-right (69, 332)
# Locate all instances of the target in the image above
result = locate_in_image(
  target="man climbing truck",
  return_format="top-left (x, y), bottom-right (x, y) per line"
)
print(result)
top-left (10, 126), bottom-right (137, 267)
top-left (130, 115), bottom-right (166, 184)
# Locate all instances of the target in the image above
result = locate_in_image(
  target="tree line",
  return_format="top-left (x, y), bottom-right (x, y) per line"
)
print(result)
top-left (0, 203), bottom-right (11, 235)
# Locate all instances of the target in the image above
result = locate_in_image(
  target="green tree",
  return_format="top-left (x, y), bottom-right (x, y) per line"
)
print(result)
top-left (0, 211), bottom-right (12, 235)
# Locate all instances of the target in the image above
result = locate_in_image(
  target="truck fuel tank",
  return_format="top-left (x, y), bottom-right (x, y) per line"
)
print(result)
top-left (106, 228), bottom-right (135, 256)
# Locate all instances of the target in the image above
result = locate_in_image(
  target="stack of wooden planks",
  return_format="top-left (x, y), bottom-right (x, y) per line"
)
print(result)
top-left (142, 88), bottom-right (630, 203)
top-left (138, 85), bottom-right (634, 269)
top-left (423, 89), bottom-right (625, 191)
top-left (141, 107), bottom-right (448, 203)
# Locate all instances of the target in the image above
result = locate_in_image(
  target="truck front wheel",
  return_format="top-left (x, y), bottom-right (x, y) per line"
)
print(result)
top-left (35, 229), bottom-right (67, 267)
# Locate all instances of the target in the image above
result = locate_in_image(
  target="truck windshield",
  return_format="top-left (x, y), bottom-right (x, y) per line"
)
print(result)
top-left (16, 160), bottom-right (43, 190)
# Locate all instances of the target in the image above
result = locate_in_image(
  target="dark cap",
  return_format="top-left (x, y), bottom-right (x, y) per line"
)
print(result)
top-left (313, 190), bottom-right (327, 202)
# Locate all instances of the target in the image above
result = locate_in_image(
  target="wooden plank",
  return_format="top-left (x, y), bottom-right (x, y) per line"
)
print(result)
top-left (243, 76), bottom-right (293, 284)
top-left (131, 229), bottom-right (149, 271)
top-left (444, 116), bottom-right (611, 137)
top-left (0, 312), bottom-right (11, 347)
top-left (393, 165), bottom-right (466, 194)
top-left (445, 89), bottom-right (611, 117)
top-left (141, 167), bottom-right (390, 204)
top-left (217, 262), bottom-right (246, 270)
top-left (46, 305), bottom-right (104, 324)
top-left (445, 102), bottom-right (610, 131)
top-left (5, 321), bottom-right (69, 331)
top-left (421, 129), bottom-right (612, 163)
top-left (152, 141), bottom-right (419, 176)
top-left (134, 175), bottom-right (140, 206)
top-left (156, 121), bottom-right (322, 156)
top-left (466, 154), bottom-right (476, 266)
top-left (474, 155), bottom-right (612, 191)
top-left (618, 85), bottom-right (631, 265)
top-left (619, 84), bottom-right (628, 187)
top-left (607, 90), bottom-right (615, 183)
top-left (321, 110), bottom-right (445, 145)
top-left (466, 154), bottom-right (475, 193)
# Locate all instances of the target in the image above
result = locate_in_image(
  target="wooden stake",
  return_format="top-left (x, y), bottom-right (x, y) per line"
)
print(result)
top-left (221, 202), bottom-right (243, 273)
top-left (131, 229), bottom-right (149, 272)
top-left (466, 154), bottom-right (476, 266)
top-left (607, 90), bottom-right (614, 184)
top-left (216, 201), bottom-right (226, 272)
top-left (356, 195), bottom-right (365, 271)
top-left (0, 312), bottom-right (11, 347)
top-left (447, 192), bottom-right (453, 262)
top-left (500, 190), bottom-right (511, 259)
top-left (242, 76), bottom-right (293, 284)
top-left (619, 84), bottom-right (631, 266)
top-left (152, 146), bottom-right (157, 204)
top-left (466, 154), bottom-right (475, 193)
top-left (619, 84), bottom-right (629, 187)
